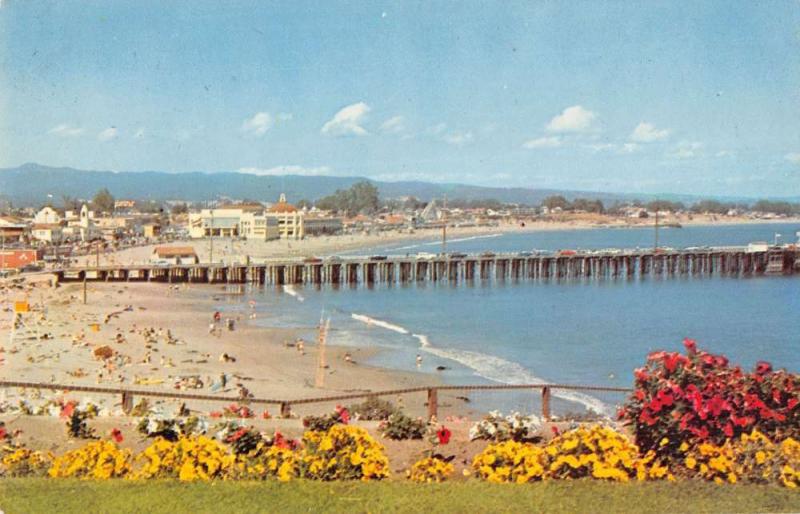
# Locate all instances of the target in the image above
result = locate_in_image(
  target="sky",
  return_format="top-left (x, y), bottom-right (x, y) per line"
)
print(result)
top-left (1, 0), bottom-right (799, 198)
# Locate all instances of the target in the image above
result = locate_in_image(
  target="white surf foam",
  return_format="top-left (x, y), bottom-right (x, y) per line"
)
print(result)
top-left (412, 334), bottom-right (610, 416)
top-left (349, 313), bottom-right (610, 415)
top-left (351, 313), bottom-right (410, 334)
top-left (281, 285), bottom-right (305, 302)
top-left (389, 232), bottom-right (504, 252)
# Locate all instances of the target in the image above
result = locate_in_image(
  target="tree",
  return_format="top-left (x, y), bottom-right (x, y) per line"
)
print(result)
top-left (61, 195), bottom-right (81, 211)
top-left (296, 199), bottom-right (312, 210)
top-left (92, 188), bottom-right (115, 213)
top-left (646, 200), bottom-right (685, 213)
top-left (691, 200), bottom-right (729, 215)
top-left (171, 203), bottom-right (189, 215)
top-left (316, 181), bottom-right (380, 215)
top-left (570, 198), bottom-right (605, 213)
top-left (542, 195), bottom-right (569, 211)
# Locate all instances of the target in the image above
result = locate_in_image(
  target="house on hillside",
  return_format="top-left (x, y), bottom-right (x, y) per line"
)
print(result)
top-left (150, 246), bottom-right (198, 265)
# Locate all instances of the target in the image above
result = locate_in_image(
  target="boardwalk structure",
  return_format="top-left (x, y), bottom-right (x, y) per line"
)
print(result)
top-left (52, 246), bottom-right (799, 285)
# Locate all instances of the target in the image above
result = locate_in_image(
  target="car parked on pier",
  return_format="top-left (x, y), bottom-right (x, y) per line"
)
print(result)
top-left (370, 255), bottom-right (388, 261)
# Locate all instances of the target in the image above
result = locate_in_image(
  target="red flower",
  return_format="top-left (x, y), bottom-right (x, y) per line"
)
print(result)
top-left (110, 428), bottom-right (123, 443)
top-left (683, 338), bottom-right (697, 354)
top-left (335, 405), bottom-right (350, 425)
top-left (209, 411), bottom-right (222, 418)
top-left (634, 367), bottom-right (650, 382)
top-left (273, 431), bottom-right (291, 449)
top-left (436, 426), bottom-right (451, 445)
top-left (788, 398), bottom-right (799, 410)
top-left (261, 410), bottom-right (271, 420)
top-left (0, 426), bottom-right (7, 439)
top-left (551, 426), bottom-right (560, 436)
top-left (755, 361), bottom-right (772, 375)
top-left (227, 427), bottom-right (248, 442)
top-left (60, 401), bottom-right (76, 419)
top-left (663, 353), bottom-right (682, 374)
top-left (723, 423), bottom-right (733, 438)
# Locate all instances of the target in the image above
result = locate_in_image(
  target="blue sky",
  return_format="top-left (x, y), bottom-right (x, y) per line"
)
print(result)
top-left (1, 1), bottom-right (798, 197)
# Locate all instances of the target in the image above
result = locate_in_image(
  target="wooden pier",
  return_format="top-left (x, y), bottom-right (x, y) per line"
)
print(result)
top-left (52, 246), bottom-right (799, 286)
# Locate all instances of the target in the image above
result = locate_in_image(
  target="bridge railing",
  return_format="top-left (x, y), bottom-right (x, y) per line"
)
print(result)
top-left (0, 380), bottom-right (632, 421)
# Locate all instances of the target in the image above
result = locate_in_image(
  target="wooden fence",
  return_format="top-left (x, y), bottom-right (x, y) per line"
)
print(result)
top-left (0, 380), bottom-right (633, 420)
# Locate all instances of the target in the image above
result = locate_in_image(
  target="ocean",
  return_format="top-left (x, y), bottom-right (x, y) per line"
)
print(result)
top-left (226, 223), bottom-right (800, 416)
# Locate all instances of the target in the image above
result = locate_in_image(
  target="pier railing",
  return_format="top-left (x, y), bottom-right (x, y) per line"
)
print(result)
top-left (49, 245), bottom-right (798, 285)
top-left (0, 380), bottom-right (632, 421)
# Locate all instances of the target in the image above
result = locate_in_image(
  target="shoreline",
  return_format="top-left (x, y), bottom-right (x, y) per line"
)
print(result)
top-left (75, 216), bottom-right (800, 267)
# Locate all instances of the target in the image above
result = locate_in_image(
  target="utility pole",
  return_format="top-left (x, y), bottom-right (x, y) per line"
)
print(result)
top-left (95, 242), bottom-right (100, 268)
top-left (441, 194), bottom-right (447, 255)
top-left (83, 278), bottom-right (87, 305)
top-left (654, 201), bottom-right (660, 251)
top-left (209, 211), bottom-right (214, 263)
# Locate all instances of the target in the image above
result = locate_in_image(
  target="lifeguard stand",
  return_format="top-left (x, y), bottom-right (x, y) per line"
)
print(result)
top-left (8, 300), bottom-right (40, 345)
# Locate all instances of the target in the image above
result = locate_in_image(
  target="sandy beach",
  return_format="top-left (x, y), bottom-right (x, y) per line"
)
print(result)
top-left (0, 280), bottom-right (446, 420)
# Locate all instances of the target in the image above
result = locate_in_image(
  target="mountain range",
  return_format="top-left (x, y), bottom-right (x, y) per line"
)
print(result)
top-left (1, 163), bottom-right (796, 207)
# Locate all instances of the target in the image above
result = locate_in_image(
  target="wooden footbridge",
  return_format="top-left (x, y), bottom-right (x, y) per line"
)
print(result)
top-left (52, 246), bottom-right (798, 285)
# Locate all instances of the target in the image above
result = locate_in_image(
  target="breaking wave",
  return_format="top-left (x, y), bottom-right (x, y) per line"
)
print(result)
top-left (350, 313), bottom-right (610, 415)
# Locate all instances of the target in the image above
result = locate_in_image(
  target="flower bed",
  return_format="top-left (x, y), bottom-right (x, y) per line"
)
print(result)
top-left (618, 339), bottom-right (800, 457)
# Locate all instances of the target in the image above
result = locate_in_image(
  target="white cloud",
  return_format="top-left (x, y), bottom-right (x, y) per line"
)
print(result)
top-left (546, 105), bottom-right (597, 133)
top-left (670, 141), bottom-right (704, 159)
top-left (379, 115), bottom-right (406, 135)
top-left (630, 122), bottom-right (670, 142)
top-left (277, 112), bottom-right (293, 122)
top-left (238, 165), bottom-right (332, 176)
top-left (48, 124), bottom-right (84, 137)
top-left (443, 131), bottom-right (474, 146)
top-left (785, 153), bottom-right (800, 164)
top-left (716, 150), bottom-right (733, 158)
top-left (321, 102), bottom-right (370, 136)
top-left (97, 127), bottom-right (118, 142)
top-left (522, 136), bottom-right (562, 149)
top-left (584, 142), bottom-right (639, 154)
top-left (241, 112), bottom-right (273, 137)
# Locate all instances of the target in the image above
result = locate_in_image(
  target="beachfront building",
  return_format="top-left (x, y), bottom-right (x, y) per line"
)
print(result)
top-left (150, 246), bottom-right (198, 265)
top-left (31, 223), bottom-right (64, 244)
top-left (303, 214), bottom-right (344, 236)
top-left (239, 211), bottom-right (280, 241)
top-left (186, 195), bottom-right (342, 241)
top-left (62, 204), bottom-right (100, 242)
top-left (188, 204), bottom-right (266, 239)
top-left (266, 194), bottom-right (304, 239)
top-left (0, 216), bottom-right (28, 242)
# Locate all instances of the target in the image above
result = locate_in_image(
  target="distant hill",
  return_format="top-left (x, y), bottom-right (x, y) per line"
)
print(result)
top-left (0, 163), bottom-right (791, 207)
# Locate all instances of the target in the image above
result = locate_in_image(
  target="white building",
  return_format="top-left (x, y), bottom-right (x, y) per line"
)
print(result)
top-left (62, 204), bottom-right (100, 242)
top-left (34, 206), bottom-right (62, 225)
top-left (187, 195), bottom-right (325, 241)
top-left (31, 224), bottom-right (63, 243)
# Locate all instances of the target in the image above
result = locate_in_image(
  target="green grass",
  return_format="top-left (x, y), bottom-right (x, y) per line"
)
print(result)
top-left (0, 479), bottom-right (798, 514)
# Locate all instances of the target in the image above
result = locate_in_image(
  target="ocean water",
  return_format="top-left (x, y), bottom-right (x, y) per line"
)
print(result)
top-left (226, 223), bottom-right (800, 415)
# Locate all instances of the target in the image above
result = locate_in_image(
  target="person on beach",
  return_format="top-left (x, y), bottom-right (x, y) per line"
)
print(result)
top-left (416, 354), bottom-right (423, 367)
top-left (296, 339), bottom-right (305, 355)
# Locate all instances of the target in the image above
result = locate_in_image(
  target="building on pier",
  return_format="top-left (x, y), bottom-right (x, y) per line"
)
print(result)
top-left (150, 246), bottom-right (198, 265)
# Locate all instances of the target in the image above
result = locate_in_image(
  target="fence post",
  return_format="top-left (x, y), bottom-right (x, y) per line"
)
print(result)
top-left (121, 391), bottom-right (134, 414)
top-left (541, 386), bottom-right (551, 421)
top-left (280, 402), bottom-right (292, 418)
top-left (427, 388), bottom-right (438, 420)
